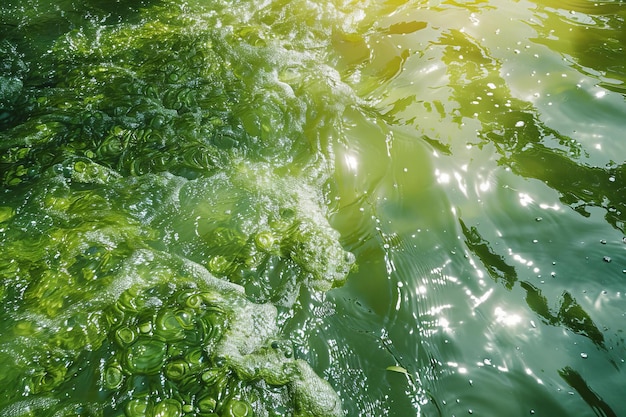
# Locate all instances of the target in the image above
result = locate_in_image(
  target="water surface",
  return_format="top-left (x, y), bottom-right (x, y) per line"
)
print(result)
top-left (1, 0), bottom-right (625, 416)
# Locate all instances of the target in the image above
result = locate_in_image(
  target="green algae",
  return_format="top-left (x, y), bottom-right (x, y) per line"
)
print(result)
top-left (0, 0), bottom-right (363, 415)
top-left (0, 243), bottom-right (344, 417)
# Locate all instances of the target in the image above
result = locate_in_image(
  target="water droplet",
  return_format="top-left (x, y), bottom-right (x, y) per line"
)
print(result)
top-left (603, 256), bottom-right (612, 263)
top-left (600, 239), bottom-right (607, 244)
top-left (535, 217), bottom-right (543, 222)
top-left (581, 353), bottom-right (588, 359)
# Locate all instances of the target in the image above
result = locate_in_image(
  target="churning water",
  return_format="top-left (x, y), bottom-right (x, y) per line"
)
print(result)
top-left (1, 0), bottom-right (625, 416)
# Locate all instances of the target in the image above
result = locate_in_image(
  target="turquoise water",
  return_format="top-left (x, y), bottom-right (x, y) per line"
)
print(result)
top-left (1, 0), bottom-right (625, 416)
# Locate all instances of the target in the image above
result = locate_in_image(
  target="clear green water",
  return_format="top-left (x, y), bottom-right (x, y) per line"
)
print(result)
top-left (1, 0), bottom-right (625, 416)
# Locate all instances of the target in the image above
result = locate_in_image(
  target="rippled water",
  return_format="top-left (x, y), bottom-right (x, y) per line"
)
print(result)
top-left (1, 0), bottom-right (625, 416)
top-left (325, 0), bottom-right (626, 415)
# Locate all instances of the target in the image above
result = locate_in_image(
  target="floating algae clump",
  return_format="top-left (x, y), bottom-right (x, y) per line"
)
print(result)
top-left (166, 162), bottom-right (356, 306)
top-left (0, 0), bottom-right (363, 414)
top-left (0, 160), bottom-right (349, 416)
top-left (0, 0), bottom-right (357, 302)
top-left (0, 244), bottom-right (343, 417)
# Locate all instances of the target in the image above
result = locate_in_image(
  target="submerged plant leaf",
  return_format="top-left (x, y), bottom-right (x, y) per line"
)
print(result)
top-left (386, 365), bottom-right (409, 375)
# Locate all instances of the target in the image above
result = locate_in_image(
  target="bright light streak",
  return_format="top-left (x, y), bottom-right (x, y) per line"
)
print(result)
top-left (518, 192), bottom-right (533, 206)
top-left (494, 306), bottom-right (522, 326)
top-left (436, 169), bottom-right (450, 184)
top-left (344, 154), bottom-right (358, 172)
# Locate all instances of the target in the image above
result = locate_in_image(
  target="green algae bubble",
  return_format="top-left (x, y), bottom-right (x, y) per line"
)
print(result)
top-left (185, 348), bottom-right (204, 367)
top-left (117, 287), bottom-right (139, 312)
top-left (164, 359), bottom-right (189, 381)
top-left (125, 338), bottom-right (167, 375)
top-left (200, 369), bottom-right (222, 385)
top-left (222, 399), bottom-right (253, 417)
top-left (104, 365), bottom-right (124, 390)
top-left (197, 395), bottom-right (217, 413)
top-left (125, 398), bottom-right (150, 417)
top-left (174, 309), bottom-right (194, 329)
top-left (185, 293), bottom-right (204, 309)
top-left (30, 366), bottom-right (66, 394)
top-left (137, 319), bottom-right (153, 334)
top-left (106, 305), bottom-right (126, 327)
top-left (155, 309), bottom-right (186, 341)
top-left (198, 314), bottom-right (221, 345)
top-left (153, 399), bottom-right (182, 417)
top-left (207, 255), bottom-right (232, 275)
top-left (115, 326), bottom-right (137, 346)
top-left (73, 160), bottom-right (87, 173)
top-left (254, 231), bottom-right (275, 251)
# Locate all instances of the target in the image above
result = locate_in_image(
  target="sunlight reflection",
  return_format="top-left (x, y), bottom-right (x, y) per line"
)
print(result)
top-left (478, 180), bottom-right (491, 192)
top-left (438, 317), bottom-right (450, 330)
top-left (344, 153), bottom-right (359, 172)
top-left (454, 171), bottom-right (468, 197)
top-left (477, 359), bottom-right (510, 373)
top-left (494, 306), bottom-right (522, 327)
top-left (471, 287), bottom-right (493, 308)
top-left (435, 169), bottom-right (450, 184)
top-left (524, 367), bottom-right (544, 385)
top-left (538, 202), bottom-right (560, 211)
top-left (447, 362), bottom-right (468, 374)
top-left (518, 192), bottom-right (533, 206)
top-left (421, 64), bottom-right (440, 75)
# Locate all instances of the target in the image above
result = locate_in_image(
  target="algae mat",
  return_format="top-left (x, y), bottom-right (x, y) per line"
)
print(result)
top-left (1, 0), bottom-right (626, 416)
